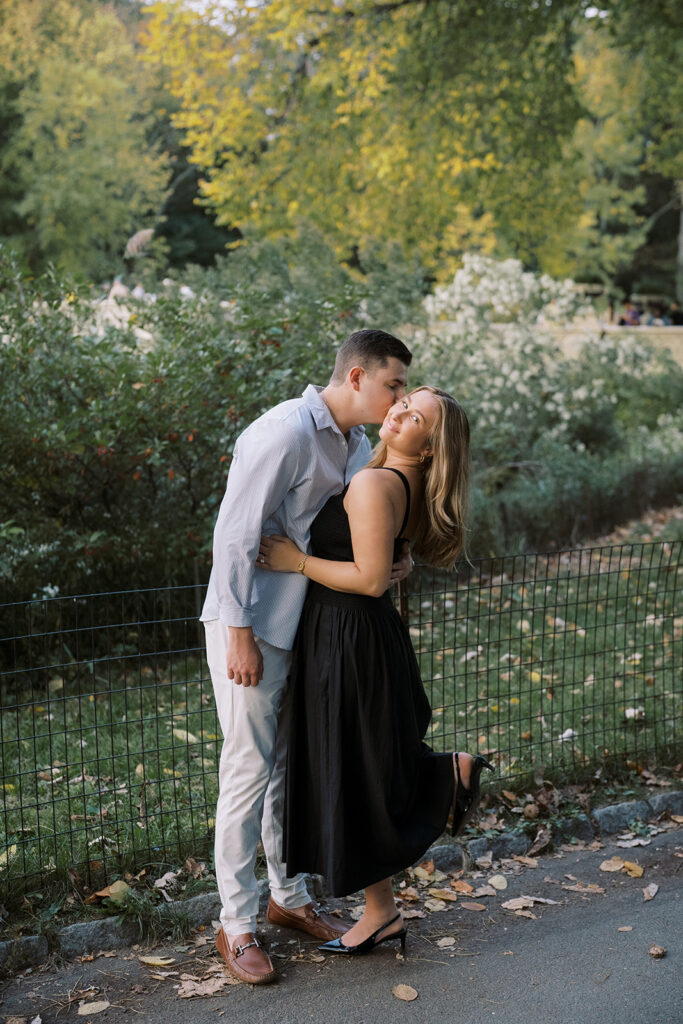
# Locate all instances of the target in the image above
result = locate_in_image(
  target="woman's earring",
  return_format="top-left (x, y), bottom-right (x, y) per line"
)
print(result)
top-left (419, 454), bottom-right (425, 464)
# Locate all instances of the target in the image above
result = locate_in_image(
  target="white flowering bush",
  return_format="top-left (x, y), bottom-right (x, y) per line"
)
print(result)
top-left (411, 255), bottom-right (683, 552)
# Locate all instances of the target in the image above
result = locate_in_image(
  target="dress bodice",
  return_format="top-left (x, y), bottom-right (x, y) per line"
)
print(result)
top-left (309, 467), bottom-right (411, 565)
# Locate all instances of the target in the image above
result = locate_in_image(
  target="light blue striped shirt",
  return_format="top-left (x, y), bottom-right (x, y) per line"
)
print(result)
top-left (200, 385), bottom-right (371, 650)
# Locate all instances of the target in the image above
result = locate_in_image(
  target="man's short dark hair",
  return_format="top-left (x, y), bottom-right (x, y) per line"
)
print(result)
top-left (331, 329), bottom-right (412, 383)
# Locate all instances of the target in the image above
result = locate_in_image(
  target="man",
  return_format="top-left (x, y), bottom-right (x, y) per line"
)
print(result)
top-left (201, 329), bottom-right (413, 983)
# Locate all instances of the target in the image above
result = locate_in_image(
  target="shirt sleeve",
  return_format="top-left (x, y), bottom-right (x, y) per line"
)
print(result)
top-left (211, 419), bottom-right (305, 629)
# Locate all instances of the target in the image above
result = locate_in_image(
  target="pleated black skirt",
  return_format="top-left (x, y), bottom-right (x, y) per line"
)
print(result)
top-left (283, 582), bottom-right (455, 897)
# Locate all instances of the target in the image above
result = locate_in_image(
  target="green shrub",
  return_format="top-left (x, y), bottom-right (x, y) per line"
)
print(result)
top-left (412, 255), bottom-right (683, 554)
top-left (0, 231), bottom-right (426, 599)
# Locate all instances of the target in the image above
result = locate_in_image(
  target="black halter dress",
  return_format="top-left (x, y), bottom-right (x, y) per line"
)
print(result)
top-left (282, 468), bottom-right (455, 897)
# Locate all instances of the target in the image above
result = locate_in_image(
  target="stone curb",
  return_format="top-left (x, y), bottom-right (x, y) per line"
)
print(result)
top-left (2, 790), bottom-right (681, 974)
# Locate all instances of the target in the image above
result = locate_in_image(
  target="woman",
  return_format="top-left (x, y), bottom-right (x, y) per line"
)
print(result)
top-left (258, 386), bottom-right (493, 955)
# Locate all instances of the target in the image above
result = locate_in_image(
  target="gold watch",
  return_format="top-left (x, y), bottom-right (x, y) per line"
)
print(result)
top-left (296, 554), bottom-right (308, 574)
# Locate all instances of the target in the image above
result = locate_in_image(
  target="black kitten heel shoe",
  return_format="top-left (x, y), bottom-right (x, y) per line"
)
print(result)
top-left (450, 752), bottom-right (495, 836)
top-left (318, 912), bottom-right (407, 955)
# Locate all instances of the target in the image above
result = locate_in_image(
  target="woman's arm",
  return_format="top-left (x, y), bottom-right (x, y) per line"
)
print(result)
top-left (258, 470), bottom-right (403, 597)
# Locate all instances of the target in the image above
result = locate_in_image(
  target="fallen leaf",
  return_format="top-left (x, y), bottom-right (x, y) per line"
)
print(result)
top-left (139, 955), bottom-right (176, 967)
top-left (671, 814), bottom-right (683, 824)
top-left (502, 895), bottom-right (559, 910)
top-left (489, 874), bottom-right (508, 891)
top-left (154, 870), bottom-right (181, 890)
top-left (0, 844), bottom-right (18, 869)
top-left (401, 907), bottom-right (426, 919)
top-left (616, 838), bottom-right (651, 848)
top-left (600, 856), bottom-right (625, 872)
top-left (502, 790), bottom-right (518, 802)
top-left (393, 984), bottom-right (418, 1002)
top-left (413, 865), bottom-right (433, 881)
top-left (451, 879), bottom-right (474, 893)
top-left (649, 944), bottom-right (666, 959)
top-left (424, 897), bottom-right (450, 912)
top-left (436, 937), bottom-right (457, 948)
top-left (474, 852), bottom-right (493, 869)
top-left (77, 1003), bottom-right (110, 1016)
top-left (643, 883), bottom-right (659, 902)
top-left (514, 909), bottom-right (537, 919)
top-left (172, 729), bottom-right (200, 744)
top-left (561, 883), bottom-right (605, 894)
top-left (427, 888), bottom-right (459, 902)
top-left (397, 885), bottom-right (420, 902)
top-left (622, 861), bottom-right (644, 878)
top-left (178, 976), bottom-right (237, 998)
top-left (618, 926), bottom-right (633, 932)
top-left (527, 826), bottom-right (552, 857)
top-left (31, 1017), bottom-right (42, 1024)
top-left (94, 880), bottom-right (130, 904)
top-left (512, 855), bottom-right (538, 868)
top-left (460, 901), bottom-right (487, 912)
top-left (472, 885), bottom-right (497, 898)
top-left (502, 896), bottom-right (534, 911)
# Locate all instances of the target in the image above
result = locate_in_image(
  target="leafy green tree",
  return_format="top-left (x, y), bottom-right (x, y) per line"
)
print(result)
top-left (553, 23), bottom-right (648, 290)
top-left (142, 0), bottom-right (584, 277)
top-left (0, 0), bottom-right (169, 279)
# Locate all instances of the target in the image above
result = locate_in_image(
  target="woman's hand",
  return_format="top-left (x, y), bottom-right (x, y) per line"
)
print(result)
top-left (256, 535), bottom-right (304, 573)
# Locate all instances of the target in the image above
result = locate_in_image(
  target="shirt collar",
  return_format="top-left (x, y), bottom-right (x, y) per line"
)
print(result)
top-left (302, 384), bottom-right (366, 442)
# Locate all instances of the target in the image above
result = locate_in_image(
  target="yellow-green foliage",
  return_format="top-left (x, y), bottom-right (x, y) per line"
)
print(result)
top-left (0, 0), bottom-right (170, 279)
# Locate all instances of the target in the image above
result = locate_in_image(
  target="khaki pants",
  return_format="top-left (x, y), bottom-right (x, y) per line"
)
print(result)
top-left (204, 620), bottom-right (310, 935)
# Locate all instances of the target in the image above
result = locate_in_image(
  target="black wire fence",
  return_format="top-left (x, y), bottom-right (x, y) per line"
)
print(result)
top-left (1, 540), bottom-right (681, 899)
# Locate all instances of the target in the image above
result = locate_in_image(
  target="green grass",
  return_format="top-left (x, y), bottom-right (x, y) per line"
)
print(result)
top-left (1, 654), bottom-right (220, 908)
top-left (413, 541), bottom-right (682, 781)
top-left (1, 538), bottom-right (681, 910)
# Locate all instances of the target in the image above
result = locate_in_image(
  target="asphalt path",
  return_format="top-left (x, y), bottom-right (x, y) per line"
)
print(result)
top-left (2, 829), bottom-right (680, 1024)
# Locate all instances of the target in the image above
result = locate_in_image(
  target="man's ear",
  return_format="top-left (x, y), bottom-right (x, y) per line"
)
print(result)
top-left (348, 365), bottom-right (364, 391)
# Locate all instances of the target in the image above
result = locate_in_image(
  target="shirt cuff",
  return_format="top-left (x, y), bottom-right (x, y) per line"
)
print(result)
top-left (218, 606), bottom-right (254, 629)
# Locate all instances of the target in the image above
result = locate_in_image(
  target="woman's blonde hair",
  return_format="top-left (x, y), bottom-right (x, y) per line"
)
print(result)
top-left (367, 386), bottom-right (470, 569)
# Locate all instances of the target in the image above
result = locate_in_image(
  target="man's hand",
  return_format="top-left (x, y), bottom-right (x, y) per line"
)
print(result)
top-left (227, 626), bottom-right (263, 687)
top-left (389, 541), bottom-right (413, 586)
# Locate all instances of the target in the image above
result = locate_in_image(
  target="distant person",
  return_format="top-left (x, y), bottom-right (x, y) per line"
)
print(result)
top-left (619, 300), bottom-right (640, 326)
top-left (669, 301), bottom-right (683, 326)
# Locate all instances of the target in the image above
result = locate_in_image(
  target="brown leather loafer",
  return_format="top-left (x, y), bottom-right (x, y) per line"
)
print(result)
top-left (216, 928), bottom-right (276, 985)
top-left (267, 898), bottom-right (350, 942)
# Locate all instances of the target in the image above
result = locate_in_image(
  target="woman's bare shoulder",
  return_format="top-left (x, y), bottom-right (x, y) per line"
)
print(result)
top-left (346, 467), bottom-right (404, 502)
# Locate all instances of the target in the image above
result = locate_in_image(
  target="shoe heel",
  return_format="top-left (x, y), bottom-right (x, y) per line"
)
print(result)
top-left (450, 752), bottom-right (495, 836)
top-left (399, 930), bottom-right (407, 953)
